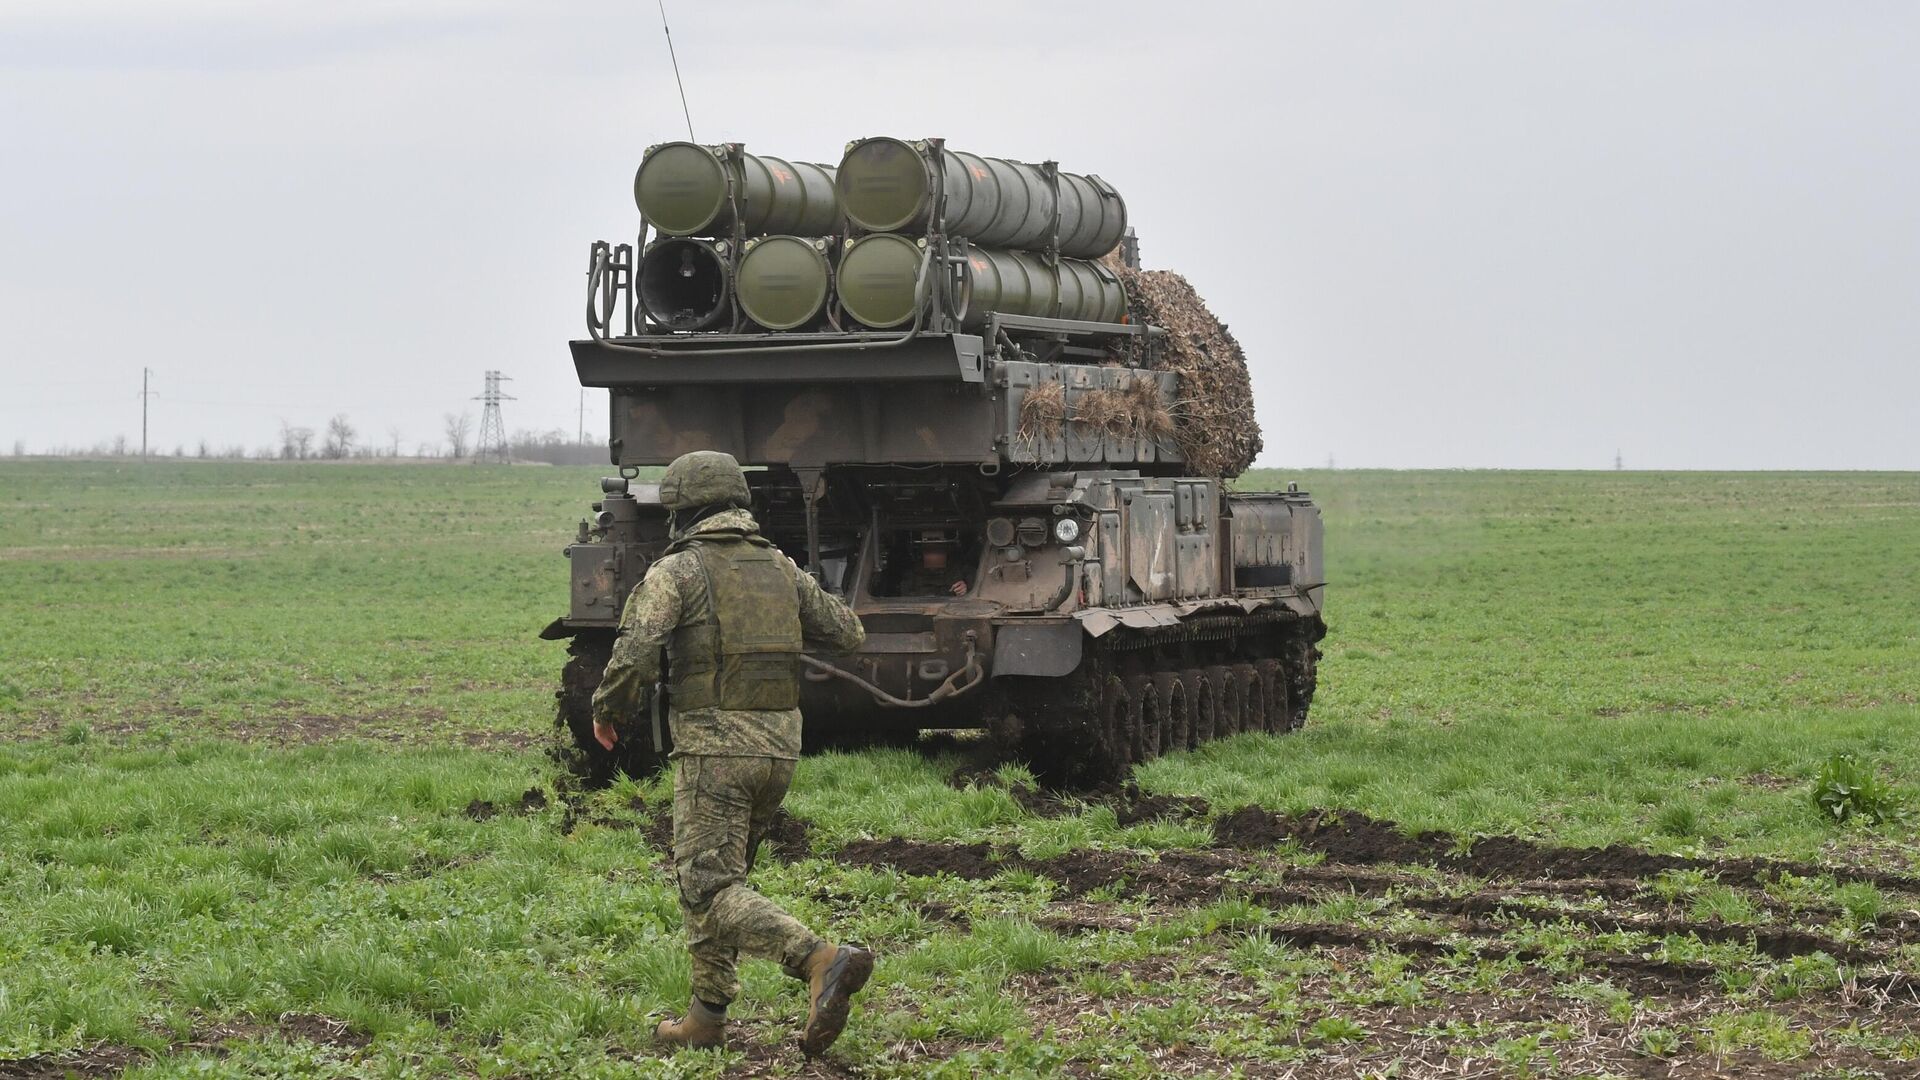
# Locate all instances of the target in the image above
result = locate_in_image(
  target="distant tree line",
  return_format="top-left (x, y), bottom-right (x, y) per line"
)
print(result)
top-left (13, 412), bottom-right (606, 464)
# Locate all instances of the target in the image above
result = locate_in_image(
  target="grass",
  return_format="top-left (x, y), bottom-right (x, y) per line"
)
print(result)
top-left (2, 460), bottom-right (1919, 1075)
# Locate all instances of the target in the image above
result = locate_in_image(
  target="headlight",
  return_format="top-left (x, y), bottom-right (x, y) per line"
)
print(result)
top-left (1053, 517), bottom-right (1081, 544)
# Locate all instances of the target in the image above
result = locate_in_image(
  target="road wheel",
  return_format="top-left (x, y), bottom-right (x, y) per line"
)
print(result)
top-left (1153, 671), bottom-right (1190, 753)
top-left (1219, 665), bottom-right (1249, 737)
top-left (1098, 674), bottom-right (1132, 774)
top-left (1124, 674), bottom-right (1161, 762)
top-left (1185, 668), bottom-right (1215, 745)
top-left (1237, 665), bottom-right (1266, 737)
top-left (1255, 658), bottom-right (1288, 734)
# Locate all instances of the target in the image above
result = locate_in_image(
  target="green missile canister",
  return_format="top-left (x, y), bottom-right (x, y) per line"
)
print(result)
top-left (736, 236), bottom-right (832, 330)
top-left (637, 237), bottom-right (732, 331)
top-left (836, 137), bottom-right (1128, 259)
top-left (835, 233), bottom-right (926, 329)
top-left (634, 142), bottom-right (840, 238)
top-left (960, 248), bottom-right (1127, 327)
top-left (836, 235), bottom-right (1127, 330)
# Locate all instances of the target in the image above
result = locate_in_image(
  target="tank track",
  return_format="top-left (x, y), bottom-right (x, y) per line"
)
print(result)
top-left (555, 615), bottom-right (1322, 789)
top-left (552, 629), bottom-right (673, 785)
top-left (995, 615), bottom-right (1324, 788)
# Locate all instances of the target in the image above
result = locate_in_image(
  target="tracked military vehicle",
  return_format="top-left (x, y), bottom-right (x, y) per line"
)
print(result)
top-left (542, 138), bottom-right (1325, 785)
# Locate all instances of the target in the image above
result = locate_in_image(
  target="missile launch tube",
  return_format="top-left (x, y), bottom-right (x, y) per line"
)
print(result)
top-left (735, 236), bottom-right (832, 330)
top-left (836, 235), bottom-right (1127, 330)
top-left (637, 238), bottom-right (732, 331)
top-left (634, 142), bottom-right (841, 238)
top-left (836, 137), bottom-right (1128, 259)
top-left (958, 248), bottom-right (1128, 328)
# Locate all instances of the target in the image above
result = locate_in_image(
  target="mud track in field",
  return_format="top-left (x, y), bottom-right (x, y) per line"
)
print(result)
top-left (833, 836), bottom-right (1899, 989)
top-left (834, 794), bottom-right (1920, 992)
top-left (1212, 804), bottom-right (1920, 894)
top-left (827, 813), bottom-right (1920, 1076)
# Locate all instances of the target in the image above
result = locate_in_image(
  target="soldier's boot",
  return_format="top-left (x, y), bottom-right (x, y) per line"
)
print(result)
top-left (798, 943), bottom-right (875, 1057)
top-left (654, 998), bottom-right (726, 1050)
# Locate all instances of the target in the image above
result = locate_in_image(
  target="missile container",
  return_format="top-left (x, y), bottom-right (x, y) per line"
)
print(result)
top-left (635, 142), bottom-right (840, 237)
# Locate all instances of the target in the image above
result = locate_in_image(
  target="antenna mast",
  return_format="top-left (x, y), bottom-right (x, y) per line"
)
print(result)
top-left (657, 0), bottom-right (695, 141)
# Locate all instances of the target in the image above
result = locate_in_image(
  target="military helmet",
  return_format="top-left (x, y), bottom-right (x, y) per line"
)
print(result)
top-left (659, 450), bottom-right (751, 511)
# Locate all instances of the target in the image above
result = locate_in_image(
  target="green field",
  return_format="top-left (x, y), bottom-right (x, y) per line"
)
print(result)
top-left (3, 461), bottom-right (1919, 1077)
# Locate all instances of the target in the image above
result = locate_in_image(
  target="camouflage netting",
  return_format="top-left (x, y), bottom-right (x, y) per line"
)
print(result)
top-left (1102, 257), bottom-right (1263, 477)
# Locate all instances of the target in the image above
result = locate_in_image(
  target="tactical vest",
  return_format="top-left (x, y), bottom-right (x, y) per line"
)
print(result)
top-left (664, 531), bottom-right (804, 712)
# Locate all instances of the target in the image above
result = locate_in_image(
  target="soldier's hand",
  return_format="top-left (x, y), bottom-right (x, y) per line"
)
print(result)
top-left (593, 719), bottom-right (618, 751)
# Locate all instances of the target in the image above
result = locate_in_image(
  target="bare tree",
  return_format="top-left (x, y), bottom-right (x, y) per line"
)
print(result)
top-left (279, 420), bottom-right (315, 460)
top-left (443, 412), bottom-right (473, 459)
top-left (10, 440), bottom-right (23, 457)
top-left (386, 426), bottom-right (403, 458)
top-left (111, 434), bottom-right (128, 456)
top-left (321, 414), bottom-right (356, 459)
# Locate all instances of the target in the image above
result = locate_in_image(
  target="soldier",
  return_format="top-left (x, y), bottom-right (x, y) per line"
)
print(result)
top-left (591, 450), bottom-right (873, 1055)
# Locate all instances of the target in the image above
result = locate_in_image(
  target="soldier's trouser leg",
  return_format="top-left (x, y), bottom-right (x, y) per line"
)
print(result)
top-left (673, 754), bottom-right (826, 1006)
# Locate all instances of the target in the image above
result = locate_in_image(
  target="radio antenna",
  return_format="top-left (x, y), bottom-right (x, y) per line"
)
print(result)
top-left (656, 0), bottom-right (696, 142)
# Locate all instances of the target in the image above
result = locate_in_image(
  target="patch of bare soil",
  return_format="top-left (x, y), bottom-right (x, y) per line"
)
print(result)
top-left (0, 1014), bottom-right (369, 1079)
top-left (1212, 805), bottom-right (1920, 894)
top-left (828, 817), bottom-right (1914, 1008)
top-left (835, 838), bottom-right (1006, 880)
top-left (0, 1045), bottom-right (145, 1080)
top-left (275, 1013), bottom-right (371, 1050)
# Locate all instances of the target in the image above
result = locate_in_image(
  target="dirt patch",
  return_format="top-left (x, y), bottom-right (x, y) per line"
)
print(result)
top-left (1213, 805), bottom-right (1920, 894)
top-left (762, 810), bottom-right (812, 861)
top-left (518, 787), bottom-right (548, 813)
top-left (276, 1013), bottom-right (370, 1050)
top-left (0, 1046), bottom-right (145, 1080)
top-left (0, 1014), bottom-right (367, 1079)
top-left (836, 838), bottom-right (1007, 880)
top-left (463, 798), bottom-right (496, 821)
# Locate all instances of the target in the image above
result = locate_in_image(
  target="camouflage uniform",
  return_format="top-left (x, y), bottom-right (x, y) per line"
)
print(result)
top-left (593, 506), bottom-right (865, 1006)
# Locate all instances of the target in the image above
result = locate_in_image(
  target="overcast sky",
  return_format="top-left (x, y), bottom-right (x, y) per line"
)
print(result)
top-left (3, 1), bottom-right (1916, 468)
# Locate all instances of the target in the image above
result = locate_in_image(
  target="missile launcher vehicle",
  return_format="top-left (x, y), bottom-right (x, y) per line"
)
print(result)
top-left (544, 138), bottom-right (1325, 785)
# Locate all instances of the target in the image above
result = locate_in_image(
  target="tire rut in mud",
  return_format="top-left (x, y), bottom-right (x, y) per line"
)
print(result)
top-left (1212, 805), bottom-right (1920, 895)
